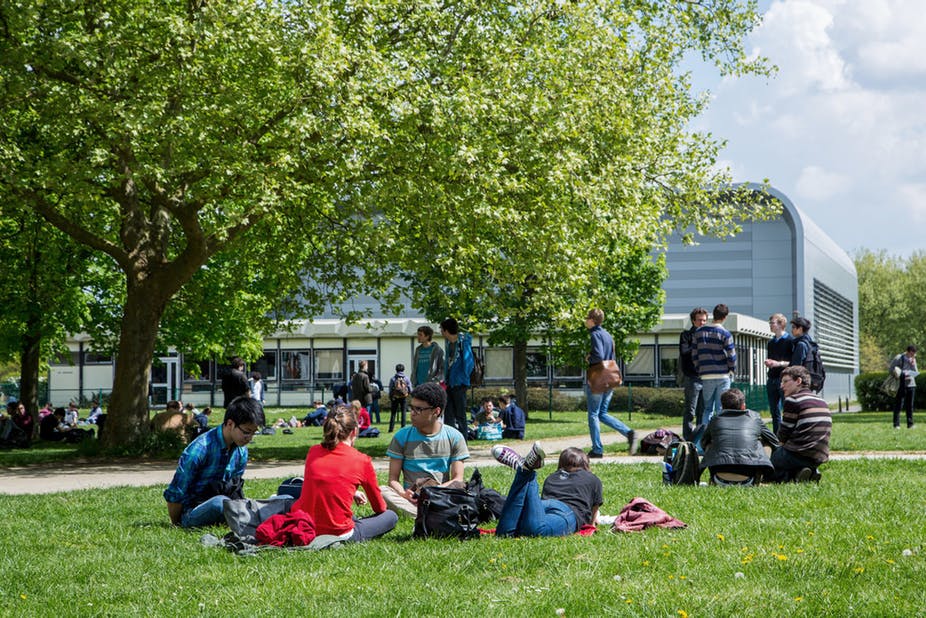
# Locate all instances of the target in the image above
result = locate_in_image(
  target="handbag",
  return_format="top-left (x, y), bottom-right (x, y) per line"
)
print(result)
top-left (587, 359), bottom-right (622, 394)
top-left (413, 486), bottom-right (481, 540)
top-left (881, 373), bottom-right (901, 397)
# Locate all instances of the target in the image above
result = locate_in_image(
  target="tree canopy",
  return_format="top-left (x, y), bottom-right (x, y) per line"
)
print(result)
top-left (1, 0), bottom-right (777, 446)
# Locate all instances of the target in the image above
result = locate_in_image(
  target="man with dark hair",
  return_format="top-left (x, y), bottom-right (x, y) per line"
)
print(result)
top-left (388, 364), bottom-right (413, 432)
top-left (350, 360), bottom-right (373, 413)
top-left (693, 303), bottom-right (736, 427)
top-left (771, 366), bottom-right (831, 483)
top-left (440, 317), bottom-right (475, 434)
top-left (679, 307), bottom-right (708, 440)
top-left (380, 382), bottom-right (469, 517)
top-left (584, 308), bottom-right (636, 458)
top-left (699, 388), bottom-right (778, 485)
top-left (163, 396), bottom-right (261, 527)
top-left (498, 394), bottom-right (525, 440)
top-left (889, 345), bottom-right (918, 429)
top-left (412, 325), bottom-right (444, 387)
top-left (221, 356), bottom-right (250, 409)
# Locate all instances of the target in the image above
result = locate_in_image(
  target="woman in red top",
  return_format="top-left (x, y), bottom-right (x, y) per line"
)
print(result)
top-left (293, 405), bottom-right (397, 542)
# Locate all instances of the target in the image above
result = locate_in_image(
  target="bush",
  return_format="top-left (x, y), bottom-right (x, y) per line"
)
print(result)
top-left (469, 385), bottom-right (686, 417)
top-left (857, 371), bottom-right (926, 411)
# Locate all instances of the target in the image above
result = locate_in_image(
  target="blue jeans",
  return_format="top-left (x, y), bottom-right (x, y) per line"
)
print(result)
top-left (585, 384), bottom-right (631, 454)
top-left (682, 376), bottom-right (703, 441)
top-left (496, 469), bottom-right (577, 537)
top-left (181, 495), bottom-right (229, 528)
top-left (770, 447), bottom-right (817, 483)
top-left (700, 376), bottom-right (731, 426)
top-left (766, 377), bottom-right (783, 433)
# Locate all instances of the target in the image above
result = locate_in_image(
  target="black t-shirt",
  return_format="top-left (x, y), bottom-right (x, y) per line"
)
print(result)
top-left (541, 468), bottom-right (603, 527)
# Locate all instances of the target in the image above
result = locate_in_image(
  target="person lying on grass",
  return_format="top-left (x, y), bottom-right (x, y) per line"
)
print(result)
top-left (163, 396), bottom-right (260, 528)
top-left (292, 404), bottom-right (397, 542)
top-left (493, 444), bottom-right (603, 537)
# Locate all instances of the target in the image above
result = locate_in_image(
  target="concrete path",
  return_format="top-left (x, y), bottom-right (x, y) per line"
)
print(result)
top-left (2, 430), bottom-right (923, 496)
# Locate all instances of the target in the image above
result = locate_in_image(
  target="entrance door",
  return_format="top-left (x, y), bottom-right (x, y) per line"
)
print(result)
top-left (347, 350), bottom-right (378, 382)
top-left (150, 356), bottom-right (181, 407)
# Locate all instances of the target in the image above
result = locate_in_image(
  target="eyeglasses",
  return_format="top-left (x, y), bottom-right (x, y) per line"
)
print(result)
top-left (409, 405), bottom-right (434, 415)
top-left (236, 424), bottom-right (257, 437)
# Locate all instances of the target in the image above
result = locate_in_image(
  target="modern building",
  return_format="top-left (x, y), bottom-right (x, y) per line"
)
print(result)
top-left (47, 184), bottom-right (858, 407)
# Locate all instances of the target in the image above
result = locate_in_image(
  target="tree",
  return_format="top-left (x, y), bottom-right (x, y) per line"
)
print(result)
top-left (0, 1), bottom-right (777, 446)
top-left (379, 3), bottom-right (779, 404)
top-left (0, 203), bottom-right (91, 428)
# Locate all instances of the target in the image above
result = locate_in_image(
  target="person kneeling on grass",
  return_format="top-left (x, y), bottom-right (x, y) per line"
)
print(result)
top-left (493, 444), bottom-right (603, 537)
top-left (292, 405), bottom-right (397, 542)
top-left (163, 396), bottom-right (261, 528)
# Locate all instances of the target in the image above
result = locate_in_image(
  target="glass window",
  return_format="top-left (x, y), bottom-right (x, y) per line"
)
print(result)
top-left (183, 359), bottom-right (212, 382)
top-left (525, 349), bottom-right (548, 379)
top-left (253, 351), bottom-right (277, 382)
top-left (281, 350), bottom-right (312, 380)
top-left (624, 345), bottom-right (655, 377)
top-left (659, 345), bottom-right (679, 378)
top-left (315, 349), bottom-right (344, 382)
top-left (83, 350), bottom-right (112, 365)
top-left (485, 348), bottom-right (512, 379)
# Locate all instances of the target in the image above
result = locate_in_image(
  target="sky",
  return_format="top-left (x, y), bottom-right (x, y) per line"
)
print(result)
top-left (692, 0), bottom-right (926, 258)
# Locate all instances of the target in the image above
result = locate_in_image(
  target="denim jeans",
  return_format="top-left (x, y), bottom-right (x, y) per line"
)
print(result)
top-left (700, 376), bottom-right (731, 427)
top-left (682, 376), bottom-right (703, 440)
top-left (585, 384), bottom-right (631, 454)
top-left (496, 469), bottom-right (577, 537)
top-left (769, 447), bottom-right (817, 483)
top-left (181, 495), bottom-right (229, 528)
top-left (766, 377), bottom-right (783, 433)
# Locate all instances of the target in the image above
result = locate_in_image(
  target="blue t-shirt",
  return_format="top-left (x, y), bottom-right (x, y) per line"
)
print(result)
top-left (386, 424), bottom-right (469, 488)
top-left (416, 346), bottom-right (433, 386)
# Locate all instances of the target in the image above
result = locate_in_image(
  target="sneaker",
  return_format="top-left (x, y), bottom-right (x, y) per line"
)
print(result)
top-left (810, 469), bottom-right (822, 483)
top-left (523, 442), bottom-right (545, 470)
top-left (492, 445), bottom-right (525, 470)
top-left (795, 467), bottom-right (813, 483)
top-left (908, 424), bottom-right (916, 429)
top-left (588, 451), bottom-right (604, 459)
top-left (627, 430), bottom-right (638, 455)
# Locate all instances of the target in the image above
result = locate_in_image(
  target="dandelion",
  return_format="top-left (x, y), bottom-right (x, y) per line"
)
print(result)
top-left (613, 575), bottom-right (622, 582)
top-left (678, 610), bottom-right (689, 618)
top-left (555, 609), bottom-right (566, 616)
top-left (866, 535), bottom-right (874, 540)
top-left (734, 572), bottom-right (745, 579)
top-left (625, 599), bottom-right (634, 605)
top-left (886, 559), bottom-right (896, 565)
top-left (20, 594), bottom-right (26, 600)
top-left (796, 549), bottom-right (804, 554)
top-left (679, 576), bottom-right (687, 580)
top-left (795, 597), bottom-right (804, 602)
top-left (902, 549), bottom-right (913, 557)
top-left (668, 575), bottom-right (675, 580)
top-left (642, 560), bottom-right (650, 567)
top-left (854, 567), bottom-right (865, 574)
top-left (717, 534), bottom-right (725, 542)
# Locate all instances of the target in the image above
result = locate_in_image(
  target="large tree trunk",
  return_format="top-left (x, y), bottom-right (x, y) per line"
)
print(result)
top-left (513, 339), bottom-right (529, 418)
top-left (101, 283), bottom-right (170, 448)
top-left (19, 315), bottom-right (42, 438)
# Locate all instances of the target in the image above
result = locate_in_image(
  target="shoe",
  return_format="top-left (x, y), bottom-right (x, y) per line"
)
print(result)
top-left (810, 469), bottom-right (822, 483)
top-left (795, 467), bottom-right (813, 483)
top-left (627, 430), bottom-right (638, 455)
top-left (908, 424), bottom-right (916, 429)
top-left (523, 442), bottom-right (545, 470)
top-left (894, 425), bottom-right (901, 429)
top-left (492, 445), bottom-right (525, 470)
top-left (588, 451), bottom-right (604, 459)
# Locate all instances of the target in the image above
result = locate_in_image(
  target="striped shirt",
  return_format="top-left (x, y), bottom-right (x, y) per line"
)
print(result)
top-left (693, 324), bottom-right (736, 378)
top-left (386, 424), bottom-right (469, 489)
top-left (779, 389), bottom-right (831, 464)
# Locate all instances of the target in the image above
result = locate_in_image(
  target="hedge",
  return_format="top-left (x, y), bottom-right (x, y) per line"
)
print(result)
top-left (468, 386), bottom-right (685, 418)
top-left (855, 371), bottom-right (926, 411)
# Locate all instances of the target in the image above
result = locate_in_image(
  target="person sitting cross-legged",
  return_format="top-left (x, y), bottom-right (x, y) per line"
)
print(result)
top-left (770, 365), bottom-right (831, 483)
top-left (494, 444), bottom-right (602, 538)
top-left (699, 388), bottom-right (779, 486)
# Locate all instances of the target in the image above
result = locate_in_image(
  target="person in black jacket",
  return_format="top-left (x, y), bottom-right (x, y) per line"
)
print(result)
top-left (221, 357), bottom-right (250, 409)
top-left (678, 307), bottom-right (708, 440)
top-left (700, 388), bottom-right (778, 485)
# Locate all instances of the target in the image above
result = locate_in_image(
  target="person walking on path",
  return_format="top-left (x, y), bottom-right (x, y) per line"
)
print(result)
top-left (584, 308), bottom-right (635, 458)
top-left (889, 345), bottom-right (918, 429)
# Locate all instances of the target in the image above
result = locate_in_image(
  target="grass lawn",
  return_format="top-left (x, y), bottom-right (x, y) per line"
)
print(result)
top-left (1, 458), bottom-right (924, 617)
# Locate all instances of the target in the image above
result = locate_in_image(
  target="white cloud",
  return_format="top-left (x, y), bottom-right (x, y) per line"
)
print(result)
top-left (795, 165), bottom-right (850, 201)
top-left (897, 183), bottom-right (926, 221)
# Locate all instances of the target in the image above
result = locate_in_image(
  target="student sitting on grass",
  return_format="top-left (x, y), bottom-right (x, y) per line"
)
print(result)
top-left (493, 444), bottom-right (603, 537)
top-left (699, 388), bottom-right (778, 485)
top-left (498, 394), bottom-right (525, 439)
top-left (292, 404), bottom-right (397, 542)
top-left (163, 396), bottom-right (261, 528)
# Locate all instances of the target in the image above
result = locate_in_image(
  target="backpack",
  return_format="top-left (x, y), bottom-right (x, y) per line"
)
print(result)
top-left (639, 429), bottom-right (681, 456)
top-left (662, 441), bottom-right (701, 486)
top-left (470, 356), bottom-right (485, 388)
top-left (413, 486), bottom-right (481, 540)
top-left (391, 375), bottom-right (409, 400)
top-left (802, 340), bottom-right (826, 392)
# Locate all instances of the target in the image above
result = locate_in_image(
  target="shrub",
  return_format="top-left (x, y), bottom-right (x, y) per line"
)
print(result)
top-left (856, 372), bottom-right (893, 411)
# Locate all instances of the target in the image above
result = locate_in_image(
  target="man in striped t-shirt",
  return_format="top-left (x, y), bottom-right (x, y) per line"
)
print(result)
top-left (771, 365), bottom-right (831, 483)
top-left (381, 382), bottom-right (469, 517)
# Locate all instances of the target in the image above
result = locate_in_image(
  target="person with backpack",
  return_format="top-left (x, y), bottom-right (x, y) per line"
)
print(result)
top-left (787, 317), bottom-right (825, 392)
top-left (771, 365), bottom-right (831, 483)
top-left (440, 317), bottom-right (475, 435)
top-left (388, 364), bottom-right (413, 432)
top-left (889, 345), bottom-right (918, 429)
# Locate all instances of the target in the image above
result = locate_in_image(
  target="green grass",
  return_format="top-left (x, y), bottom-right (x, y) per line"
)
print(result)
top-left (1, 459), bottom-right (924, 617)
top-left (2, 409), bottom-right (923, 468)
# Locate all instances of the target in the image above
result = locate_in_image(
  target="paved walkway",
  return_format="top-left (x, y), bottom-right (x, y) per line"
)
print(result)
top-left (2, 431), bottom-right (923, 495)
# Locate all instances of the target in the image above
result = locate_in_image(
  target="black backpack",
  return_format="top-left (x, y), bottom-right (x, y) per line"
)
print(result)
top-left (802, 341), bottom-right (826, 392)
top-left (413, 486), bottom-right (481, 540)
top-left (662, 441), bottom-right (700, 485)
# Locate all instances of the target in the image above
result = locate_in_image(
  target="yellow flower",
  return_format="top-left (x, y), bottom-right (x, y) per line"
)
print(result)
top-left (854, 567), bottom-right (865, 574)
top-left (679, 576), bottom-right (687, 580)
top-left (642, 560), bottom-right (650, 567)
top-left (20, 594), bottom-right (27, 600)
top-left (866, 535), bottom-right (874, 540)
top-left (717, 534), bottom-right (725, 541)
top-left (625, 599), bottom-right (633, 605)
top-left (678, 611), bottom-right (689, 618)
top-left (886, 559), bottom-right (896, 565)
top-left (795, 596), bottom-right (804, 602)
top-left (796, 549), bottom-right (804, 554)
top-left (776, 554), bottom-right (789, 561)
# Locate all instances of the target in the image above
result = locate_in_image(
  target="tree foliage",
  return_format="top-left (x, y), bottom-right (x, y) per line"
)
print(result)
top-left (0, 0), bottom-right (777, 445)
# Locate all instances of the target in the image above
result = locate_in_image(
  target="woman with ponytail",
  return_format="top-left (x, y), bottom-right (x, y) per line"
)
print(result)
top-left (292, 405), bottom-right (397, 542)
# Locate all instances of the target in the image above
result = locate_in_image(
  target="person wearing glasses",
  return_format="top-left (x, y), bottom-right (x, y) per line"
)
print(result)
top-left (380, 382), bottom-right (470, 517)
top-left (163, 396), bottom-right (262, 528)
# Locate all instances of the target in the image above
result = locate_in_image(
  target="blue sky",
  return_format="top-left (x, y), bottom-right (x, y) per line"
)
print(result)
top-left (691, 0), bottom-right (925, 258)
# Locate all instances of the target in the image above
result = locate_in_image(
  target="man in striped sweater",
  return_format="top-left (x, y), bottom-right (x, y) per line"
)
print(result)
top-left (693, 303), bottom-right (737, 427)
top-left (771, 365), bottom-right (831, 483)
